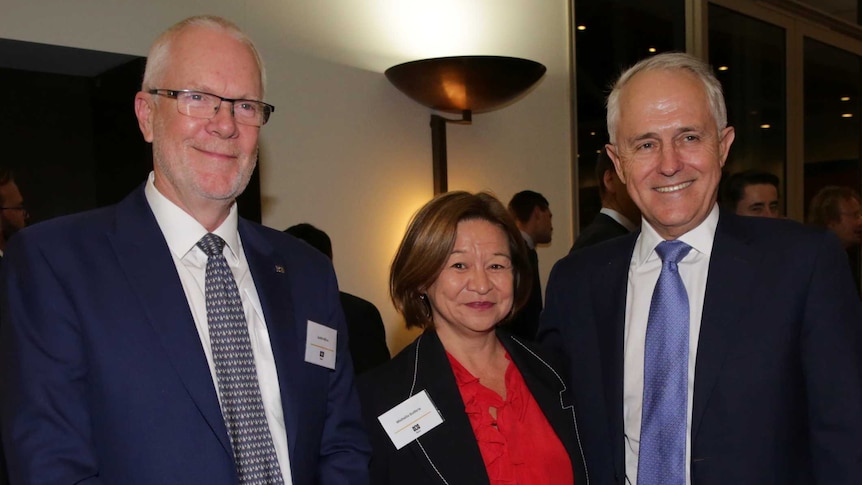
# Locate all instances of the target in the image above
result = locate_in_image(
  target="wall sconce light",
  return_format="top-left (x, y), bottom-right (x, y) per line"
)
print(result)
top-left (385, 55), bottom-right (546, 194)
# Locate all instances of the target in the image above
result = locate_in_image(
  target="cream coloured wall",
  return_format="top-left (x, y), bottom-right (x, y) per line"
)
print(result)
top-left (0, 0), bottom-right (573, 354)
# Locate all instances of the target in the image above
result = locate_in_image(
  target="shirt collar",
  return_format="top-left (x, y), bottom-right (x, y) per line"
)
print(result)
top-left (144, 171), bottom-right (240, 259)
top-left (519, 230), bottom-right (535, 250)
top-left (633, 203), bottom-right (718, 266)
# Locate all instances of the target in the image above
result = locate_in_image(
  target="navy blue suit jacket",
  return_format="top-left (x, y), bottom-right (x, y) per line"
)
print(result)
top-left (0, 186), bottom-right (371, 484)
top-left (539, 211), bottom-right (862, 484)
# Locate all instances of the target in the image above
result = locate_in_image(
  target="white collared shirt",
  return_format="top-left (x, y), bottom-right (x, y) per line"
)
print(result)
top-left (144, 173), bottom-right (293, 483)
top-left (623, 204), bottom-right (718, 485)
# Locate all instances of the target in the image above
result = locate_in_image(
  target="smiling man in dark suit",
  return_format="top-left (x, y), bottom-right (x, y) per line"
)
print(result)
top-left (0, 15), bottom-right (370, 485)
top-left (539, 52), bottom-right (862, 484)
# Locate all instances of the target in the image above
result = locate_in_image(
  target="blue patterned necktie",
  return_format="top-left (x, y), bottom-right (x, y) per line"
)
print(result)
top-left (197, 233), bottom-right (284, 485)
top-left (638, 239), bottom-right (692, 485)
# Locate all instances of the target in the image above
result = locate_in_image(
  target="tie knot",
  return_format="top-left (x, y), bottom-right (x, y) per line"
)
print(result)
top-left (655, 240), bottom-right (692, 264)
top-left (197, 233), bottom-right (226, 257)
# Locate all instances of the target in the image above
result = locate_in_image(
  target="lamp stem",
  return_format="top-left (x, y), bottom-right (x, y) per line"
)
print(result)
top-left (430, 114), bottom-right (448, 195)
top-left (429, 110), bottom-right (472, 195)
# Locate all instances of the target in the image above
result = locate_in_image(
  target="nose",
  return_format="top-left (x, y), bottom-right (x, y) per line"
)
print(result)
top-left (207, 100), bottom-right (239, 138)
top-left (658, 145), bottom-right (683, 176)
top-left (467, 267), bottom-right (492, 294)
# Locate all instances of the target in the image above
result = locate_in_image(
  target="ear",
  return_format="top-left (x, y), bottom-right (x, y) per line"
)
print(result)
top-left (718, 126), bottom-right (736, 168)
top-left (134, 91), bottom-right (155, 143)
top-left (606, 143), bottom-right (627, 184)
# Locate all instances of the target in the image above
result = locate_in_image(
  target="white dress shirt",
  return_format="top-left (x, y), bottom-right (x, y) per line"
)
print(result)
top-left (144, 173), bottom-right (293, 483)
top-left (623, 204), bottom-right (718, 485)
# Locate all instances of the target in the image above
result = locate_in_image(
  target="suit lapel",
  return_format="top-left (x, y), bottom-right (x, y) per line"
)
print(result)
top-left (691, 213), bottom-right (757, 439)
top-left (595, 234), bottom-right (638, 478)
top-left (407, 331), bottom-right (490, 485)
top-left (237, 221), bottom-right (302, 458)
top-left (107, 187), bottom-right (232, 456)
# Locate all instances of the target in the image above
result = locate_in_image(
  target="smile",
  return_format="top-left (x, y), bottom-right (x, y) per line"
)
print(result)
top-left (466, 301), bottom-right (495, 309)
top-left (655, 181), bottom-right (693, 193)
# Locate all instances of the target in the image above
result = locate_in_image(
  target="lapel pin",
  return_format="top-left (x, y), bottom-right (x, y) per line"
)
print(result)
top-left (275, 265), bottom-right (285, 273)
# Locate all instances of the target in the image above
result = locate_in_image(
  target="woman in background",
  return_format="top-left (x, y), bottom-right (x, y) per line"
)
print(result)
top-left (358, 191), bottom-right (587, 484)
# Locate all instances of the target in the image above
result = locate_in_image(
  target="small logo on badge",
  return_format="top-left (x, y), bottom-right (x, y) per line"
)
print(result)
top-left (319, 350), bottom-right (325, 360)
top-left (412, 424), bottom-right (421, 433)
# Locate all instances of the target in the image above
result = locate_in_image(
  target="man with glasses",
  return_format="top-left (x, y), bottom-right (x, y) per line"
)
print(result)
top-left (0, 16), bottom-right (370, 485)
top-left (0, 168), bottom-right (27, 264)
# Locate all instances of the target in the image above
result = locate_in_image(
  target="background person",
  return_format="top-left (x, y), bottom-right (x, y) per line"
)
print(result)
top-left (358, 191), bottom-right (586, 485)
top-left (720, 169), bottom-right (781, 218)
top-left (285, 223), bottom-right (390, 374)
top-left (0, 168), bottom-right (27, 263)
top-left (570, 148), bottom-right (640, 252)
top-left (505, 190), bottom-right (553, 340)
top-left (808, 185), bottom-right (862, 248)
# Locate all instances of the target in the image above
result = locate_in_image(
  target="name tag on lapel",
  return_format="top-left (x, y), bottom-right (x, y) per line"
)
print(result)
top-left (377, 390), bottom-right (444, 450)
top-left (305, 320), bottom-right (336, 369)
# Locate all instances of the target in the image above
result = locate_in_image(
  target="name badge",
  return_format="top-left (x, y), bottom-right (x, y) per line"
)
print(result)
top-left (304, 320), bottom-right (336, 370)
top-left (377, 390), bottom-right (444, 450)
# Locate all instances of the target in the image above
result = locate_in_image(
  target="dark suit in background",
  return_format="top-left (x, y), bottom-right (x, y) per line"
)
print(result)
top-left (570, 212), bottom-right (629, 253)
top-left (507, 245), bottom-right (542, 340)
top-left (339, 291), bottom-right (390, 374)
top-left (358, 329), bottom-right (587, 485)
top-left (284, 223), bottom-right (390, 375)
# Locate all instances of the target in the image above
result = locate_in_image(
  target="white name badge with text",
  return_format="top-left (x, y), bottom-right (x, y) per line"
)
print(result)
top-left (304, 320), bottom-right (336, 370)
top-left (377, 390), bottom-right (444, 450)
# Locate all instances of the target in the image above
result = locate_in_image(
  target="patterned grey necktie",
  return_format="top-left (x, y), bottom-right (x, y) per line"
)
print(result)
top-left (197, 233), bottom-right (284, 485)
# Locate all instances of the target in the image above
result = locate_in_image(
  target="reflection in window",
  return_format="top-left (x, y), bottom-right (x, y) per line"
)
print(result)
top-left (574, 0), bottom-right (685, 230)
top-left (708, 4), bottom-right (786, 213)
top-left (803, 38), bottom-right (861, 288)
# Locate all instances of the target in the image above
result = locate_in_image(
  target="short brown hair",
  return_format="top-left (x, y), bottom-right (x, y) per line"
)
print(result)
top-left (390, 191), bottom-right (532, 329)
top-left (808, 186), bottom-right (861, 226)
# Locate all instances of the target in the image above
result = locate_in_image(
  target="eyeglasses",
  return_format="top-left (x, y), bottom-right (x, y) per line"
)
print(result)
top-left (1, 206), bottom-right (29, 219)
top-left (148, 89), bottom-right (275, 127)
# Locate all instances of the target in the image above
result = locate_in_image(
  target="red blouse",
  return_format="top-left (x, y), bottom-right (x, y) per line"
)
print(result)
top-left (446, 351), bottom-right (574, 485)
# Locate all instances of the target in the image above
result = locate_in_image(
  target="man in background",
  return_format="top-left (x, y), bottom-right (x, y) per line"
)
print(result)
top-left (721, 169), bottom-right (781, 218)
top-left (1, 15), bottom-right (370, 484)
top-left (808, 185), bottom-right (862, 249)
top-left (285, 223), bottom-right (390, 374)
top-left (507, 190), bottom-right (553, 340)
top-left (0, 168), bottom-right (27, 263)
top-left (570, 148), bottom-right (640, 252)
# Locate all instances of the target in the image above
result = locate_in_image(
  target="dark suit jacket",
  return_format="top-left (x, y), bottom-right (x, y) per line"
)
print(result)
top-left (0, 185), bottom-right (371, 485)
top-left (507, 245), bottom-right (542, 340)
top-left (357, 329), bottom-right (587, 485)
top-left (339, 291), bottom-right (390, 374)
top-left (539, 211), bottom-right (862, 484)
top-left (569, 212), bottom-right (630, 253)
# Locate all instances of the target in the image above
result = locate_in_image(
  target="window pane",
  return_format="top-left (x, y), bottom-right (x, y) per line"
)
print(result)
top-left (575, 0), bottom-right (685, 231)
top-left (708, 4), bottom-right (787, 214)
top-left (803, 38), bottom-right (861, 289)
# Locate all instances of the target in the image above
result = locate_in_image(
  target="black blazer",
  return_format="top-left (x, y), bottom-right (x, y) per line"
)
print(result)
top-left (540, 211), bottom-right (862, 484)
top-left (570, 212), bottom-right (629, 254)
top-left (339, 291), bottom-right (390, 374)
top-left (357, 329), bottom-right (587, 485)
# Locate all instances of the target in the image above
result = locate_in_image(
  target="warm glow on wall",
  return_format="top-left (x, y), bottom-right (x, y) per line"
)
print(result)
top-left (380, 0), bottom-right (490, 60)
